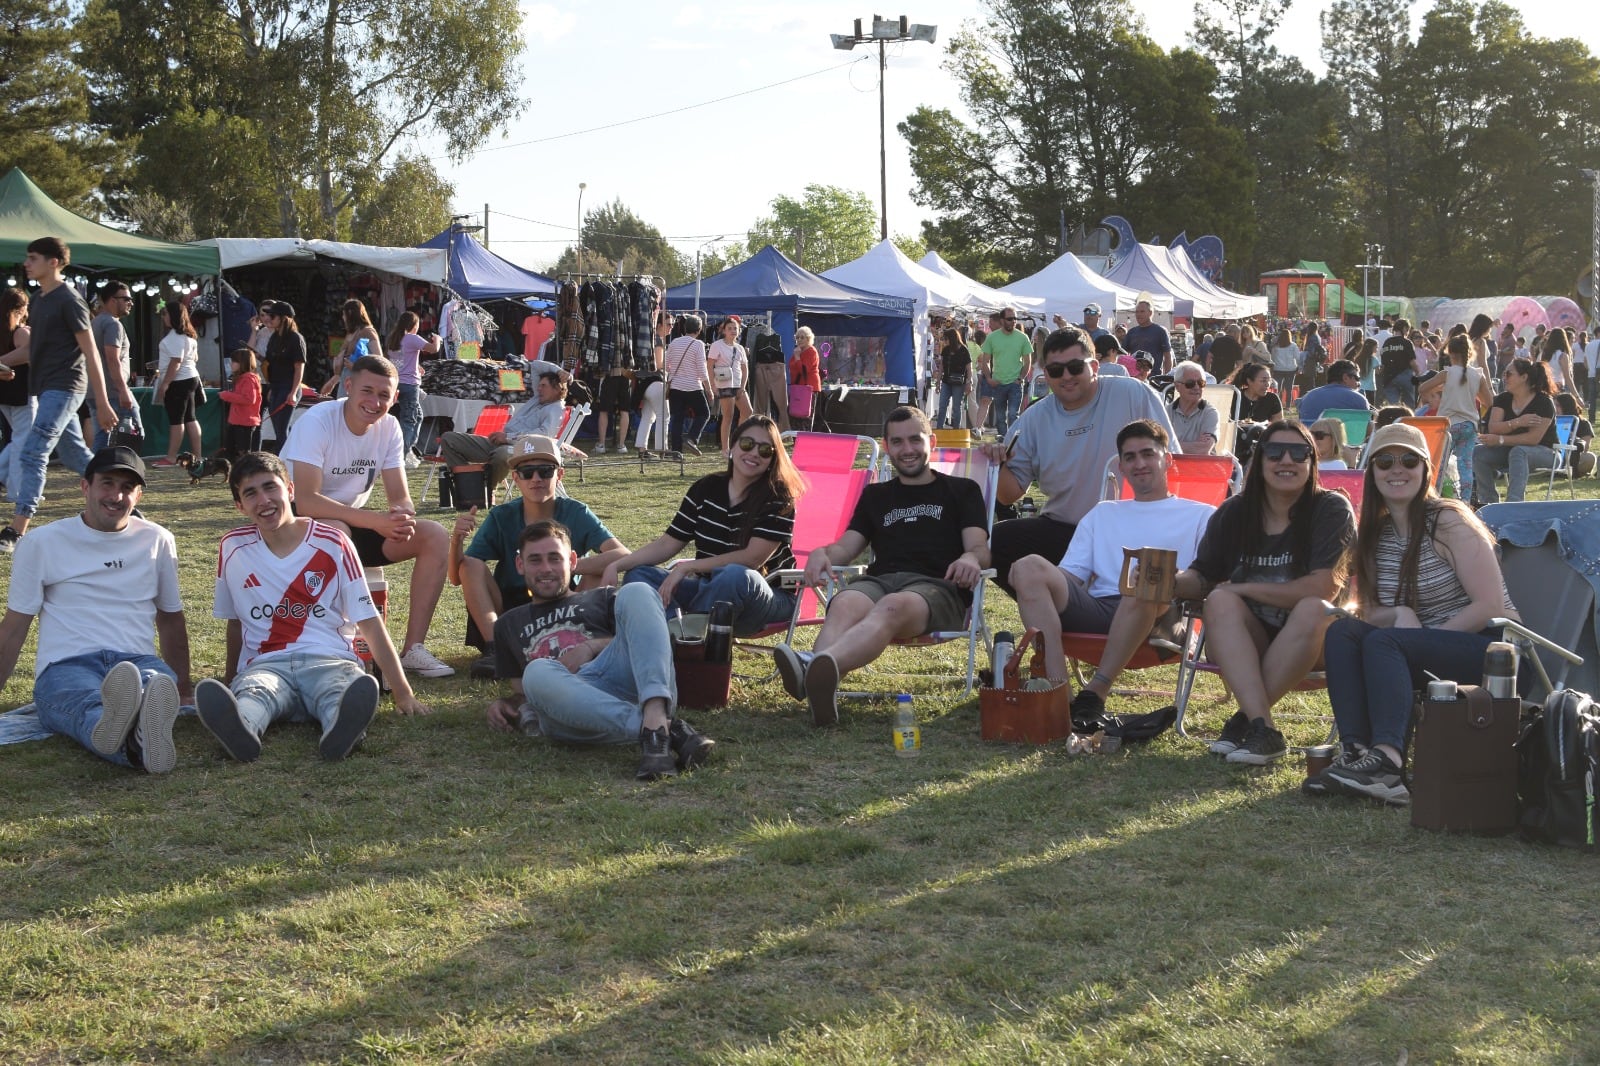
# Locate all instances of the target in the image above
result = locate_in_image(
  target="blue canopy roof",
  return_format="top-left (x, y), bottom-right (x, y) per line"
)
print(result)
top-left (665, 245), bottom-right (913, 318)
top-left (419, 225), bottom-right (557, 300)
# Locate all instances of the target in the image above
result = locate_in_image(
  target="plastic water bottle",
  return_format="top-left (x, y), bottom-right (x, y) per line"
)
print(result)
top-left (892, 693), bottom-right (920, 758)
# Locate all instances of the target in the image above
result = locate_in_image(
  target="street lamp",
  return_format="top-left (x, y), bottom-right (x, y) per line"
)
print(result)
top-left (1582, 169), bottom-right (1598, 332)
top-left (830, 15), bottom-right (937, 242)
top-left (576, 182), bottom-right (588, 274)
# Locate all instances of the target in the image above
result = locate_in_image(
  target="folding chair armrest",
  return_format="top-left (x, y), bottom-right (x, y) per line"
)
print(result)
top-left (1490, 616), bottom-right (1584, 667)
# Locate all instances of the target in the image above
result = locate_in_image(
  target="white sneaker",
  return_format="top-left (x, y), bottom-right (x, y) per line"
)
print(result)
top-left (592, 442), bottom-right (607, 454)
top-left (400, 643), bottom-right (455, 678)
top-left (404, 453), bottom-right (421, 469)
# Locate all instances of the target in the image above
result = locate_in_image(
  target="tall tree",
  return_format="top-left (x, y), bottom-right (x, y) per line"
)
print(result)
top-left (745, 185), bottom-right (877, 272)
top-left (0, 0), bottom-right (108, 209)
top-left (549, 199), bottom-right (689, 283)
top-left (351, 156), bottom-right (455, 248)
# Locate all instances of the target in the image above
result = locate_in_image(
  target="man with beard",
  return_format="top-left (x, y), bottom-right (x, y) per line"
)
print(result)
top-left (771, 406), bottom-right (989, 727)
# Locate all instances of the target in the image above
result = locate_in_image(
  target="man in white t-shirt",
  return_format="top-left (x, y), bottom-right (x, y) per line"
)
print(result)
top-left (280, 354), bottom-right (454, 677)
top-left (0, 447), bottom-right (193, 773)
top-left (1009, 420), bottom-right (1213, 727)
top-left (195, 452), bottom-right (430, 762)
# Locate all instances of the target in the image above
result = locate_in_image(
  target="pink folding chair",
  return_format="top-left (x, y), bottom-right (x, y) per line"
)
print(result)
top-left (1319, 468), bottom-right (1365, 514)
top-left (784, 431), bottom-right (880, 476)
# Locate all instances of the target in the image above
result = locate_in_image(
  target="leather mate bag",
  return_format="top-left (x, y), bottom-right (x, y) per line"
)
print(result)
top-left (1410, 685), bottom-right (1522, 834)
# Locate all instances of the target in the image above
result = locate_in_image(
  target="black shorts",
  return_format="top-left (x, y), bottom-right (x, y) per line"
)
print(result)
top-left (716, 386), bottom-right (741, 400)
top-left (597, 374), bottom-right (634, 414)
top-left (345, 525), bottom-right (392, 570)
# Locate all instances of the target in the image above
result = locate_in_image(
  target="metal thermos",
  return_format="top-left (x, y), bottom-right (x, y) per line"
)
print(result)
top-left (1482, 641), bottom-right (1519, 700)
top-left (992, 631), bottom-right (1015, 681)
top-left (705, 601), bottom-right (733, 664)
top-left (438, 468), bottom-right (453, 510)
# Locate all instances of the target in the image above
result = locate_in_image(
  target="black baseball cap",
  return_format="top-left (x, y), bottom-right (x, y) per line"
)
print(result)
top-left (262, 300), bottom-right (296, 319)
top-left (84, 446), bottom-right (146, 486)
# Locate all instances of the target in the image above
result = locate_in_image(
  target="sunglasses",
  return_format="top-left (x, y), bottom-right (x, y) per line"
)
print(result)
top-left (1044, 359), bottom-right (1087, 378)
top-left (1178, 379), bottom-right (1203, 389)
top-left (1371, 452), bottom-right (1424, 471)
top-left (514, 464), bottom-right (558, 480)
top-left (1311, 430), bottom-right (1331, 440)
top-left (1001, 316), bottom-right (1016, 323)
top-left (1260, 442), bottom-right (1313, 463)
top-left (736, 437), bottom-right (776, 458)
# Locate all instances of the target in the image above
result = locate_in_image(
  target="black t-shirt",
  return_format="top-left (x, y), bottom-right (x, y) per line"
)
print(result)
top-left (0, 326), bottom-right (29, 404)
top-left (1209, 335), bottom-right (1243, 379)
top-left (666, 473), bottom-right (795, 575)
top-left (1379, 335), bottom-right (1416, 381)
top-left (1190, 491), bottom-right (1355, 630)
top-left (264, 329), bottom-right (307, 388)
top-left (1238, 392), bottom-right (1282, 423)
top-left (846, 471), bottom-right (988, 602)
top-left (1490, 391), bottom-right (1558, 447)
top-left (493, 588), bottom-right (617, 679)
top-left (940, 344), bottom-right (972, 383)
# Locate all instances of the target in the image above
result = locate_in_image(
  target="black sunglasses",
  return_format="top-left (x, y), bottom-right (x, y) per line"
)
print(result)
top-left (1044, 358), bottom-right (1087, 378)
top-left (514, 464), bottom-right (558, 480)
top-left (1371, 452), bottom-right (1424, 470)
top-left (1260, 441), bottom-right (1313, 463)
top-left (1178, 379), bottom-right (1204, 389)
top-left (1001, 316), bottom-right (1017, 323)
top-left (1311, 430), bottom-right (1331, 440)
top-left (736, 437), bottom-right (776, 458)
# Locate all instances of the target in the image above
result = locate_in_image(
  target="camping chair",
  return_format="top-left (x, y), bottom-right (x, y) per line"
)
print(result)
top-left (1327, 407), bottom-right (1373, 447)
top-left (1161, 382), bottom-right (1240, 458)
top-left (1100, 452), bottom-right (1241, 506)
top-left (1319, 468), bottom-right (1366, 515)
top-left (1480, 502), bottom-right (1595, 698)
top-left (557, 403), bottom-right (593, 484)
top-left (934, 428), bottom-right (972, 449)
top-left (1397, 415), bottom-right (1450, 488)
top-left (420, 403), bottom-right (511, 505)
top-left (783, 430), bottom-right (881, 476)
top-left (1533, 416), bottom-right (1580, 500)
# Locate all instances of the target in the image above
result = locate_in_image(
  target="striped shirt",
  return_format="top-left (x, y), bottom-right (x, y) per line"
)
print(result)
top-left (664, 337), bottom-right (710, 392)
top-left (1371, 515), bottom-right (1509, 627)
top-left (666, 474), bottom-right (795, 575)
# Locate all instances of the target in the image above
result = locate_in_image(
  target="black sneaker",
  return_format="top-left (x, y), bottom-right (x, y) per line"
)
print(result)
top-left (469, 653), bottom-right (498, 681)
top-left (669, 717), bottom-right (716, 771)
top-left (321, 674), bottom-right (379, 761)
top-left (1207, 710), bottom-right (1251, 756)
top-left (1070, 688), bottom-right (1107, 734)
top-left (637, 724), bottom-right (678, 780)
top-left (0, 525), bottom-right (21, 554)
top-left (1224, 718), bottom-right (1288, 765)
top-left (196, 678), bottom-right (262, 762)
top-left (805, 651), bottom-right (840, 727)
top-left (1324, 748), bottom-right (1409, 805)
top-left (773, 643), bottom-right (811, 701)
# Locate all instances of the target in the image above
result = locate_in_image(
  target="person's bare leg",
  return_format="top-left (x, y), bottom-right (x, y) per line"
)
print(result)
top-left (814, 592), bottom-right (930, 675)
top-left (811, 590), bottom-right (874, 657)
top-left (1011, 555), bottom-right (1074, 683)
top-left (615, 411), bottom-right (630, 452)
top-left (386, 520), bottom-right (449, 649)
top-left (185, 420), bottom-right (202, 459)
top-left (1259, 597), bottom-right (1334, 709)
top-left (166, 424), bottom-right (183, 462)
top-left (641, 696), bottom-right (670, 731)
top-left (1084, 597), bottom-right (1168, 698)
top-left (1201, 586), bottom-right (1273, 720)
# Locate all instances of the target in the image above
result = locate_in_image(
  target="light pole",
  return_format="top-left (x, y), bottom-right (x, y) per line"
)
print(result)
top-left (831, 15), bottom-right (937, 242)
top-left (1583, 169), bottom-right (1599, 332)
top-left (1357, 244), bottom-right (1391, 324)
top-left (576, 182), bottom-right (587, 274)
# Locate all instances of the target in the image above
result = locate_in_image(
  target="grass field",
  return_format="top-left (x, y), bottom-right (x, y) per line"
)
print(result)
top-left (2, 449), bottom-right (1599, 1065)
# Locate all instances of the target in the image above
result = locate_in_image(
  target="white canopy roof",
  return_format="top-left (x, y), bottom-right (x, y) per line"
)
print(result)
top-left (823, 239), bottom-right (986, 315)
top-left (195, 237), bottom-right (449, 284)
top-left (1100, 243), bottom-right (1234, 319)
top-left (1160, 245), bottom-right (1266, 318)
top-left (1004, 251), bottom-right (1170, 319)
top-left (917, 251), bottom-right (1044, 312)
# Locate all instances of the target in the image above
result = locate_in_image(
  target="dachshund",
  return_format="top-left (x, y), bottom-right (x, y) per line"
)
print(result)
top-left (175, 452), bottom-right (232, 487)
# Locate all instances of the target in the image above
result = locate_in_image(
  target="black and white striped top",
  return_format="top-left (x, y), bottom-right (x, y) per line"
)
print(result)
top-left (667, 474), bottom-right (795, 576)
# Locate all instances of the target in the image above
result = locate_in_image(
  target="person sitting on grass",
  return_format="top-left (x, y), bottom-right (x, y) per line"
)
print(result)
top-left (771, 405), bottom-right (989, 727)
top-left (605, 415), bottom-right (802, 638)
top-left (1169, 421), bottom-right (1355, 766)
top-left (453, 434), bottom-right (628, 675)
top-left (280, 354), bottom-right (454, 678)
top-left (1009, 420), bottom-right (1214, 730)
top-left (0, 447), bottom-right (192, 773)
top-left (195, 452), bottom-right (430, 762)
top-left (486, 520), bottom-right (714, 781)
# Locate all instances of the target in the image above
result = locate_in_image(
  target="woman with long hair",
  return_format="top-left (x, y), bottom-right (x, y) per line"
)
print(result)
top-left (1541, 328), bottom-right (1575, 395)
top-left (1307, 423), bottom-right (1518, 804)
top-left (1240, 323), bottom-right (1270, 367)
top-left (1270, 325), bottom-right (1301, 397)
top-left (322, 298), bottom-right (384, 399)
top-left (0, 288), bottom-right (33, 502)
top-left (934, 326), bottom-right (971, 429)
top-left (663, 315), bottom-right (712, 458)
top-left (151, 300), bottom-right (203, 466)
top-left (605, 415), bottom-right (804, 635)
top-left (1467, 313), bottom-right (1495, 377)
top-left (1417, 334), bottom-right (1492, 501)
top-left (707, 317), bottom-right (753, 456)
top-left (1473, 357), bottom-right (1558, 503)
top-left (261, 301), bottom-right (306, 452)
top-left (1170, 421), bottom-right (1356, 764)
top-left (633, 310), bottom-right (671, 459)
top-left (1310, 416), bottom-right (1349, 470)
top-left (386, 311), bottom-right (439, 462)
top-left (1356, 336), bottom-right (1379, 403)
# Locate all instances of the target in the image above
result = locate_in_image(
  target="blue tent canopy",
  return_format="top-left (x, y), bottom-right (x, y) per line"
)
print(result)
top-left (420, 225), bottom-right (557, 300)
top-left (665, 245), bottom-right (916, 385)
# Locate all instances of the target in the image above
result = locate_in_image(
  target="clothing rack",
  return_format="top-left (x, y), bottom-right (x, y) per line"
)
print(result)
top-left (557, 271), bottom-right (666, 286)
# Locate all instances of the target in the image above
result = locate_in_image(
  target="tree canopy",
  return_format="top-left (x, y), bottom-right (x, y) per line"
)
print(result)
top-left (746, 185), bottom-right (879, 273)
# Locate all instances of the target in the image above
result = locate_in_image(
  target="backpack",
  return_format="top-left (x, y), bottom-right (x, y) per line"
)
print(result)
top-left (1517, 689), bottom-right (1600, 849)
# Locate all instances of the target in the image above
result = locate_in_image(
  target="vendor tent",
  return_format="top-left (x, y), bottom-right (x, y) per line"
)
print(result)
top-left (420, 225), bottom-right (557, 299)
top-left (1101, 243), bottom-right (1231, 319)
top-left (195, 237), bottom-right (447, 284)
top-left (918, 251), bottom-right (1042, 311)
top-left (665, 245), bottom-right (917, 385)
top-left (1006, 251), bottom-right (1170, 319)
top-left (823, 239), bottom-right (982, 315)
top-left (0, 167), bottom-right (219, 275)
top-left (1163, 245), bottom-right (1266, 318)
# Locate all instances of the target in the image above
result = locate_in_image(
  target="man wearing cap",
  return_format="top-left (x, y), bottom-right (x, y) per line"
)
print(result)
top-left (0, 237), bottom-right (120, 553)
top-left (1122, 299), bottom-right (1173, 375)
top-left (452, 434), bottom-right (628, 672)
top-left (0, 447), bottom-right (193, 773)
top-left (1081, 303), bottom-right (1110, 341)
top-left (281, 354), bottom-right (455, 678)
top-left (90, 281), bottom-right (145, 450)
top-left (435, 358), bottom-right (571, 489)
top-left (1093, 334), bottom-right (1131, 377)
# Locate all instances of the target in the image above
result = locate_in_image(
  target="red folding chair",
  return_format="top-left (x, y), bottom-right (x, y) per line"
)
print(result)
top-left (420, 403), bottom-right (512, 503)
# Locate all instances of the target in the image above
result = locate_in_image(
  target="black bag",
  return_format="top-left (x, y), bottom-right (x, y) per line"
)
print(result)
top-left (1410, 685), bottom-right (1521, 834)
top-left (1517, 689), bottom-right (1600, 849)
top-left (1104, 705), bottom-right (1177, 743)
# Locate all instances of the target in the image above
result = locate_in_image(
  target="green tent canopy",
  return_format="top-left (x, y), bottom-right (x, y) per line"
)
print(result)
top-left (1294, 259), bottom-right (1335, 277)
top-left (0, 168), bottom-right (219, 276)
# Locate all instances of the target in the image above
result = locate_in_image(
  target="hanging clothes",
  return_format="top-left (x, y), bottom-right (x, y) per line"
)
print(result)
top-left (522, 313), bottom-right (555, 359)
top-left (557, 281), bottom-right (584, 372)
top-left (627, 281), bottom-right (661, 373)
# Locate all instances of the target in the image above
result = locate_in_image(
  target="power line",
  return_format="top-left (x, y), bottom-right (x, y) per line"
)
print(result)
top-left (486, 208), bottom-right (748, 244)
top-left (472, 58), bottom-right (865, 154)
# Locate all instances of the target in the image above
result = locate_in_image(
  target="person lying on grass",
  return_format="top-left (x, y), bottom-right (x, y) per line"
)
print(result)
top-left (486, 520), bottom-right (714, 781)
top-left (195, 451), bottom-right (429, 763)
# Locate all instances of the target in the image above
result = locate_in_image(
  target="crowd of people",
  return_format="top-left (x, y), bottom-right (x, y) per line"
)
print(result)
top-left (0, 236), bottom-right (1592, 804)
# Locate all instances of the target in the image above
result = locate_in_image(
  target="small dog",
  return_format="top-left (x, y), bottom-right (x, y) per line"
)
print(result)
top-left (176, 452), bottom-right (231, 486)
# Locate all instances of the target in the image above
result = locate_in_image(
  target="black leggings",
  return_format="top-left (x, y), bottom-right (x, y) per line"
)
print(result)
top-left (668, 389), bottom-right (709, 451)
top-left (162, 377), bottom-right (200, 425)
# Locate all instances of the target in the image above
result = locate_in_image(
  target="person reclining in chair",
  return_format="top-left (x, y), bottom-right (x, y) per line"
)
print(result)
top-left (772, 405), bottom-right (989, 727)
top-left (1009, 419), bottom-right (1213, 730)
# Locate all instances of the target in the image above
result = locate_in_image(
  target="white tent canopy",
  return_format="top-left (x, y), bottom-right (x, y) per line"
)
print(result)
top-left (1005, 251), bottom-right (1171, 320)
top-left (823, 239), bottom-right (987, 316)
top-left (918, 251), bottom-right (1043, 312)
top-left (195, 237), bottom-right (449, 285)
top-left (1101, 243), bottom-right (1232, 319)
top-left (1158, 245), bottom-right (1266, 318)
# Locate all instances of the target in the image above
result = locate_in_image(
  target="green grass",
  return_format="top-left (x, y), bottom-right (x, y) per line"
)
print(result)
top-left (2, 455), bottom-right (1599, 1064)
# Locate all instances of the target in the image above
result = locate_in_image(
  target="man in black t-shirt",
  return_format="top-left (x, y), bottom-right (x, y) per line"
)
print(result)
top-left (772, 406), bottom-right (989, 726)
top-left (1377, 318), bottom-right (1417, 404)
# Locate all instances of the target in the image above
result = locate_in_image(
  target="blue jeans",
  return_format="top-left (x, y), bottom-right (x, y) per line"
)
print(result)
top-left (990, 380), bottom-right (1022, 438)
top-left (1447, 420), bottom-right (1478, 499)
top-left (1473, 443), bottom-right (1557, 504)
top-left (15, 389), bottom-right (93, 517)
top-left (0, 399), bottom-right (37, 503)
top-left (1381, 370), bottom-right (1415, 406)
top-left (935, 382), bottom-right (966, 428)
top-left (624, 563), bottom-right (796, 636)
top-left (34, 650), bottom-right (176, 767)
top-left (90, 395), bottom-right (146, 451)
top-left (1323, 618), bottom-right (1495, 753)
top-left (228, 653), bottom-right (368, 740)
top-left (521, 582), bottom-right (676, 744)
top-left (394, 383), bottom-right (422, 455)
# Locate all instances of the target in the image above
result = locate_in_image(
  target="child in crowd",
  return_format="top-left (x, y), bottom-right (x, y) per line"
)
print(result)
top-left (195, 451), bottom-right (430, 762)
top-left (217, 347), bottom-right (263, 459)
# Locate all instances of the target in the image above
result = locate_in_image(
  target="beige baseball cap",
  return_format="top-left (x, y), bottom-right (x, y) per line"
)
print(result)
top-left (510, 434), bottom-right (562, 466)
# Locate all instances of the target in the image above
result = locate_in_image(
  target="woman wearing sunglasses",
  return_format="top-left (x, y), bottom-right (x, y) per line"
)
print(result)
top-left (605, 415), bottom-right (805, 635)
top-left (1309, 416), bottom-right (1349, 469)
top-left (1472, 357), bottom-right (1558, 504)
top-left (1169, 421), bottom-right (1356, 765)
top-left (1307, 423), bottom-right (1518, 804)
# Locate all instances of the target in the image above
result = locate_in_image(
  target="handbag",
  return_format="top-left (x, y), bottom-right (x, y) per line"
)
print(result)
top-left (788, 357), bottom-right (816, 419)
top-left (979, 628), bottom-right (1073, 744)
